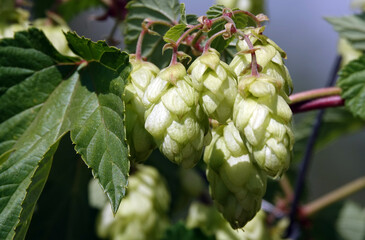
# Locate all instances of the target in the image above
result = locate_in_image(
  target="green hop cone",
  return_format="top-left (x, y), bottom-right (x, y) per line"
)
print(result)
top-left (230, 33), bottom-right (293, 95)
top-left (186, 202), bottom-right (271, 240)
top-left (97, 165), bottom-right (170, 240)
top-left (143, 63), bottom-right (210, 168)
top-left (188, 49), bottom-right (238, 123)
top-left (204, 122), bottom-right (267, 229)
top-left (233, 74), bottom-right (294, 178)
top-left (124, 57), bottom-right (160, 162)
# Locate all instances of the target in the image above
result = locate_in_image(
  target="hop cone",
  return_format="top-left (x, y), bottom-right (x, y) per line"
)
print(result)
top-left (186, 202), bottom-right (271, 240)
top-left (188, 49), bottom-right (238, 123)
top-left (233, 74), bottom-right (294, 178)
top-left (204, 122), bottom-right (267, 229)
top-left (143, 63), bottom-right (209, 168)
top-left (124, 58), bottom-right (159, 162)
top-left (97, 165), bottom-right (170, 240)
top-left (230, 34), bottom-right (293, 95)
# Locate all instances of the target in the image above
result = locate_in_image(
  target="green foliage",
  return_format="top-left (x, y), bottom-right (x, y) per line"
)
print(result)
top-left (124, 0), bottom-right (180, 68)
top-left (326, 14), bottom-right (365, 51)
top-left (179, 3), bottom-right (187, 24)
top-left (293, 108), bottom-right (365, 163)
top-left (163, 24), bottom-right (187, 43)
top-left (161, 222), bottom-right (215, 240)
top-left (0, 28), bottom-right (130, 239)
top-left (337, 54), bottom-right (365, 119)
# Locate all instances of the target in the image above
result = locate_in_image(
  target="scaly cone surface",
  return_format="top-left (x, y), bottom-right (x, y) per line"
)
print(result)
top-left (188, 49), bottom-right (238, 123)
top-left (97, 165), bottom-right (170, 240)
top-left (124, 57), bottom-right (159, 163)
top-left (204, 121), bottom-right (267, 229)
top-left (232, 73), bottom-right (294, 178)
top-left (230, 33), bottom-right (294, 178)
top-left (143, 62), bottom-right (210, 168)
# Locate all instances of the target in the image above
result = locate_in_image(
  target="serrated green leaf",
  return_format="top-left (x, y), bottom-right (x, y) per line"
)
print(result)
top-left (206, 5), bottom-right (225, 19)
top-left (124, 0), bottom-right (180, 68)
top-left (186, 14), bottom-right (199, 25)
top-left (326, 14), bottom-right (365, 51)
top-left (293, 108), bottom-right (365, 163)
top-left (180, 3), bottom-right (187, 24)
top-left (232, 12), bottom-right (248, 29)
top-left (336, 201), bottom-right (365, 240)
top-left (337, 54), bottom-right (365, 119)
top-left (71, 61), bottom-right (130, 213)
top-left (0, 29), bottom-right (131, 239)
top-left (163, 24), bottom-right (187, 43)
top-left (65, 31), bottom-right (128, 71)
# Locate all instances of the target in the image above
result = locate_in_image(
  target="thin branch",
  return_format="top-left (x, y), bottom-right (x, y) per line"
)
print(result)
top-left (301, 176), bottom-right (365, 217)
top-left (291, 95), bottom-right (345, 114)
top-left (289, 87), bottom-right (342, 105)
top-left (280, 175), bottom-right (294, 202)
top-left (285, 56), bottom-right (342, 238)
top-left (203, 29), bottom-right (227, 52)
top-left (106, 19), bottom-right (120, 46)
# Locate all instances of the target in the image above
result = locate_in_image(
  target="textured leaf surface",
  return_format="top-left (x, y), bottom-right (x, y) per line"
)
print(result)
top-left (179, 3), bottom-right (187, 24)
top-left (337, 54), bottom-right (365, 119)
top-left (0, 29), bottom-right (130, 239)
top-left (327, 14), bottom-right (365, 51)
top-left (163, 24), bottom-right (187, 43)
top-left (293, 108), bottom-right (365, 163)
top-left (336, 201), bottom-right (365, 240)
top-left (125, 0), bottom-right (180, 68)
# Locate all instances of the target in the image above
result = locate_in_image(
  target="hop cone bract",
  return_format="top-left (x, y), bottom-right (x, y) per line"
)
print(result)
top-left (233, 74), bottom-right (294, 178)
top-left (188, 49), bottom-right (238, 123)
top-left (230, 34), bottom-right (293, 95)
top-left (97, 165), bottom-right (170, 240)
top-left (204, 122), bottom-right (267, 229)
top-left (124, 58), bottom-right (159, 162)
top-left (143, 63), bottom-right (209, 168)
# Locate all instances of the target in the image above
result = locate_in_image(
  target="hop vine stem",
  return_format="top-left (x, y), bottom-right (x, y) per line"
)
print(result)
top-left (301, 176), bottom-right (365, 217)
top-left (285, 56), bottom-right (342, 238)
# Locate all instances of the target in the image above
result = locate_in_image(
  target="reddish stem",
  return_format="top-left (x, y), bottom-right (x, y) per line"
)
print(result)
top-left (290, 87), bottom-right (342, 104)
top-left (242, 34), bottom-right (259, 76)
top-left (290, 95), bottom-right (345, 114)
top-left (203, 29), bottom-right (227, 53)
top-left (135, 20), bottom-right (173, 60)
top-left (232, 10), bottom-right (261, 27)
top-left (169, 46), bottom-right (178, 66)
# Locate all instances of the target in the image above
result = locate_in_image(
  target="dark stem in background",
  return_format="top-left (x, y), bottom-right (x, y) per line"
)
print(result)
top-left (285, 56), bottom-right (342, 239)
top-left (106, 19), bottom-right (120, 46)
